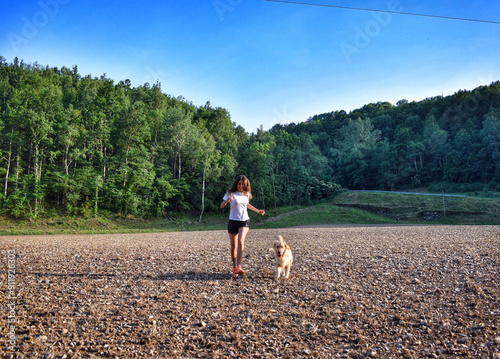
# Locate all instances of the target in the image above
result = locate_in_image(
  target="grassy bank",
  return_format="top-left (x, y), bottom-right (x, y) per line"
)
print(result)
top-left (330, 191), bottom-right (500, 225)
top-left (0, 191), bottom-right (498, 235)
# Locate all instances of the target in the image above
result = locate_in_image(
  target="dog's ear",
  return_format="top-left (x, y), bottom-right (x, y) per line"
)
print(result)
top-left (285, 244), bottom-right (290, 250)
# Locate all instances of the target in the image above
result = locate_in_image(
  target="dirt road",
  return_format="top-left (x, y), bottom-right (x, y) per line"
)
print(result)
top-left (1, 225), bottom-right (499, 358)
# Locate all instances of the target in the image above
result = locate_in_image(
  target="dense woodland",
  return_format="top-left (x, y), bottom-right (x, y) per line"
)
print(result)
top-left (0, 57), bottom-right (499, 219)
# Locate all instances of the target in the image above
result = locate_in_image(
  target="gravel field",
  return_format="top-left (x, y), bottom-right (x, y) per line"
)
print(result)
top-left (1, 225), bottom-right (499, 358)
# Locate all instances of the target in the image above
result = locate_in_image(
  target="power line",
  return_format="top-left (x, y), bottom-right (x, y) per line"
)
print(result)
top-left (263, 0), bottom-right (500, 25)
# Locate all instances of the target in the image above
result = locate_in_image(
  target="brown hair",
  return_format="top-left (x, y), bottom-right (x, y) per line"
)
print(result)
top-left (228, 175), bottom-right (252, 199)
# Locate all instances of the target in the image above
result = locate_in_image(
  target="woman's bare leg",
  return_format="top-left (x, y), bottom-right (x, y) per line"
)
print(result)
top-left (229, 233), bottom-right (237, 268)
top-left (236, 227), bottom-right (249, 268)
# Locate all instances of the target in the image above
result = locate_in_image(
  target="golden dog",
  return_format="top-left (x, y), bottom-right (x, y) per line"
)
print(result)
top-left (271, 235), bottom-right (293, 279)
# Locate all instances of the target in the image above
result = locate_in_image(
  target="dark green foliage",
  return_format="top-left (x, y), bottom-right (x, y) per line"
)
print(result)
top-left (287, 82), bottom-right (500, 192)
top-left (0, 58), bottom-right (241, 218)
top-left (0, 56), bottom-right (499, 219)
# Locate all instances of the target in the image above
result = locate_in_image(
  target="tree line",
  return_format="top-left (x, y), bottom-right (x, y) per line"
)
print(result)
top-left (278, 83), bottom-right (500, 193)
top-left (0, 57), bottom-right (499, 219)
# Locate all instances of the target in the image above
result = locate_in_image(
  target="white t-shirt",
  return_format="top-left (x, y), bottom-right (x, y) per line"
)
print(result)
top-left (223, 192), bottom-right (250, 221)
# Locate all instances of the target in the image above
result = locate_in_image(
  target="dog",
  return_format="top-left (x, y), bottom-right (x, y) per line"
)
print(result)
top-left (270, 235), bottom-right (293, 279)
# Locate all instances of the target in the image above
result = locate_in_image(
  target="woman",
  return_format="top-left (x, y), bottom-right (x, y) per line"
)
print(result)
top-left (221, 175), bottom-right (265, 277)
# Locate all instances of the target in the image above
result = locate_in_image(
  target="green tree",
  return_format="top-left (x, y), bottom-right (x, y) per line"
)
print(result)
top-left (422, 115), bottom-right (449, 181)
top-left (163, 105), bottom-right (196, 180)
top-left (445, 128), bottom-right (477, 182)
top-left (479, 107), bottom-right (500, 181)
top-left (238, 126), bottom-right (275, 209)
top-left (333, 118), bottom-right (381, 189)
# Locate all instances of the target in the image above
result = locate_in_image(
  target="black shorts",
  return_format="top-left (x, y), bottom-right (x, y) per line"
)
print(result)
top-left (227, 220), bottom-right (250, 234)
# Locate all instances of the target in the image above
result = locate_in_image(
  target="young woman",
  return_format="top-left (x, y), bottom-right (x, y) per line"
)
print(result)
top-left (220, 175), bottom-right (265, 277)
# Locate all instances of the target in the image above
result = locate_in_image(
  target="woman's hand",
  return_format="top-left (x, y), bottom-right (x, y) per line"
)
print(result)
top-left (248, 203), bottom-right (265, 216)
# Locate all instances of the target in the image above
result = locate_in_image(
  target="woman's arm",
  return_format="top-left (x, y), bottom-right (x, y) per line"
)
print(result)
top-left (247, 203), bottom-right (265, 216)
top-left (220, 193), bottom-right (233, 208)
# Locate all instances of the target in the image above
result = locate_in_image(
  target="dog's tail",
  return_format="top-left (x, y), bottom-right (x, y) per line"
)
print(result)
top-left (269, 248), bottom-right (274, 253)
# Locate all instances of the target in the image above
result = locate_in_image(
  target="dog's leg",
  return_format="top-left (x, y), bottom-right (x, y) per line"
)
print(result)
top-left (276, 267), bottom-right (283, 280)
top-left (284, 264), bottom-right (291, 279)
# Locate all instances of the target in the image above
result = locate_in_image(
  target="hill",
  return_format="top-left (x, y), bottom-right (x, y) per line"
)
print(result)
top-left (0, 57), bottom-right (499, 220)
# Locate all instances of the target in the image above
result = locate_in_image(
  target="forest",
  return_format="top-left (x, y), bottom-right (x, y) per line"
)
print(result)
top-left (0, 57), bottom-right (499, 219)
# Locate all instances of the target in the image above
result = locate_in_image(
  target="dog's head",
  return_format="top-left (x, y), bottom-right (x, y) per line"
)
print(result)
top-left (273, 235), bottom-right (287, 258)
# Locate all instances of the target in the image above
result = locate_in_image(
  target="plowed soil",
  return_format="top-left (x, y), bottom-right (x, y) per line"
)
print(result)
top-left (1, 225), bottom-right (499, 358)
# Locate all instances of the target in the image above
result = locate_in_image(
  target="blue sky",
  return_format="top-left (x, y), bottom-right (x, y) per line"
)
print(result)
top-left (1, 0), bottom-right (500, 133)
